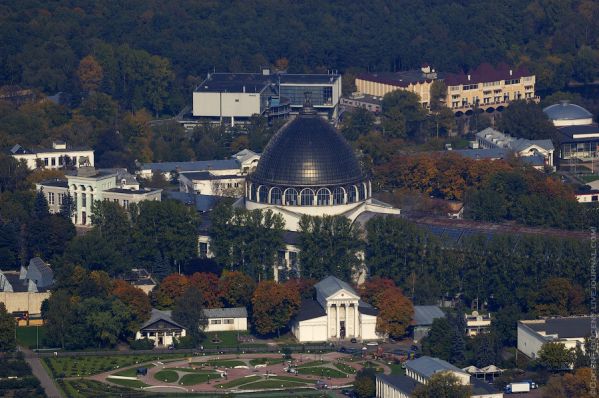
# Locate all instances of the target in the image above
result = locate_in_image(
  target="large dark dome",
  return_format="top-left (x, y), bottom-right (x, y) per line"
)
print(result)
top-left (250, 113), bottom-right (364, 187)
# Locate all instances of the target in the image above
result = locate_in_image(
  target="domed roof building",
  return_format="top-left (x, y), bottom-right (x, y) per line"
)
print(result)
top-left (240, 103), bottom-right (400, 232)
top-left (543, 100), bottom-right (593, 126)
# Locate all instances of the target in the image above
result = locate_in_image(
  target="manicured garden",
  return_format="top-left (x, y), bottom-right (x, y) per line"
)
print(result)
top-left (154, 370), bottom-right (179, 383)
top-left (249, 357), bottom-right (286, 366)
top-left (107, 378), bottom-right (149, 388)
top-left (217, 375), bottom-right (262, 388)
top-left (44, 353), bottom-right (185, 378)
top-left (296, 366), bottom-right (348, 378)
top-left (179, 372), bottom-right (219, 385)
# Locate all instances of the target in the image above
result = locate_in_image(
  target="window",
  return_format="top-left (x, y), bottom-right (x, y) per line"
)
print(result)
top-left (463, 84), bottom-right (478, 90)
top-left (278, 250), bottom-right (287, 267)
top-left (449, 86), bottom-right (460, 92)
top-left (123, 200), bottom-right (129, 209)
top-left (44, 158), bottom-right (49, 166)
top-left (73, 193), bottom-right (77, 207)
top-left (48, 192), bottom-right (55, 205)
top-left (300, 189), bottom-right (314, 206)
top-left (504, 79), bottom-right (520, 85)
top-left (323, 86), bottom-right (333, 104)
top-left (270, 187), bottom-right (282, 205)
top-left (51, 158), bottom-right (56, 166)
top-left (316, 188), bottom-right (331, 206)
top-left (58, 157), bottom-right (63, 165)
top-left (347, 186), bottom-right (357, 203)
top-left (333, 187), bottom-right (345, 205)
top-left (357, 184), bottom-right (366, 201)
top-left (258, 186), bottom-right (268, 203)
top-left (211, 319), bottom-right (222, 325)
top-left (199, 242), bottom-right (208, 258)
top-left (81, 193), bottom-right (86, 207)
top-left (224, 319), bottom-right (234, 324)
top-left (58, 193), bottom-right (63, 205)
top-left (285, 188), bottom-right (298, 206)
top-left (250, 184), bottom-right (257, 201)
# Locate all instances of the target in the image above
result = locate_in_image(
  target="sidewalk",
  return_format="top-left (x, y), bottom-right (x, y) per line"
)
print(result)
top-left (21, 347), bottom-right (62, 398)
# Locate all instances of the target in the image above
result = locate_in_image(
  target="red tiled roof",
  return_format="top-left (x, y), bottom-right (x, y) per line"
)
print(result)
top-left (444, 63), bottom-right (531, 86)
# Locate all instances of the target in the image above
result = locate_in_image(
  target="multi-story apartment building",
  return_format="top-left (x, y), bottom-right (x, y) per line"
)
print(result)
top-left (444, 63), bottom-right (537, 115)
top-left (355, 66), bottom-right (438, 108)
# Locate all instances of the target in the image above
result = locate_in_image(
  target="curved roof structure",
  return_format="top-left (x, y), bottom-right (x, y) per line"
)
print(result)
top-left (543, 101), bottom-right (593, 125)
top-left (250, 109), bottom-right (364, 187)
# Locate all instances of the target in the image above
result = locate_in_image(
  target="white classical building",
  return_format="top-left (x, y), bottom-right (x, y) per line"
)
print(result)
top-left (36, 167), bottom-right (162, 226)
top-left (291, 276), bottom-right (380, 342)
top-left (9, 141), bottom-right (94, 170)
top-left (136, 309), bottom-right (186, 347)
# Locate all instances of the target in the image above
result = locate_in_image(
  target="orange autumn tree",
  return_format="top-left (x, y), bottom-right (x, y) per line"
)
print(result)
top-left (154, 274), bottom-right (189, 309)
top-left (188, 272), bottom-right (222, 308)
top-left (360, 277), bottom-right (414, 338)
top-left (252, 280), bottom-right (300, 336)
top-left (112, 279), bottom-right (152, 333)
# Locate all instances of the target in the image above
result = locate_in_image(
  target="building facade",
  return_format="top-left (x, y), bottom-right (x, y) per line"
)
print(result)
top-left (9, 141), bottom-right (94, 170)
top-left (136, 309), bottom-right (186, 348)
top-left (203, 307), bottom-right (248, 333)
top-left (355, 66), bottom-right (438, 108)
top-left (444, 63), bottom-right (537, 116)
top-left (291, 276), bottom-right (380, 342)
top-left (518, 317), bottom-right (590, 360)
top-left (0, 258), bottom-right (53, 316)
top-left (37, 167), bottom-right (162, 226)
top-left (465, 311), bottom-right (492, 337)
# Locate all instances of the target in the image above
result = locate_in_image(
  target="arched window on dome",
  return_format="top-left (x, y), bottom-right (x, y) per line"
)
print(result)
top-left (284, 188), bottom-right (299, 206)
top-left (300, 188), bottom-right (315, 206)
top-left (258, 186), bottom-right (268, 203)
top-left (347, 185), bottom-right (358, 203)
top-left (270, 187), bottom-right (282, 205)
top-left (316, 188), bottom-right (331, 206)
top-left (333, 187), bottom-right (345, 205)
top-left (250, 183), bottom-right (257, 202)
top-left (357, 183), bottom-right (366, 201)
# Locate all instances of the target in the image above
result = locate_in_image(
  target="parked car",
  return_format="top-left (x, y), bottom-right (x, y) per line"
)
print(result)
top-left (350, 338), bottom-right (357, 343)
top-left (366, 341), bottom-right (379, 346)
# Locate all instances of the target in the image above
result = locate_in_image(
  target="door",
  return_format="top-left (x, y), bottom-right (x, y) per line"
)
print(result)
top-left (82, 211), bottom-right (87, 225)
top-left (340, 321), bottom-right (346, 339)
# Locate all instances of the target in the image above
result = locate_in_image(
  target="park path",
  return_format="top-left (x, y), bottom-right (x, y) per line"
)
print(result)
top-left (21, 347), bottom-right (63, 398)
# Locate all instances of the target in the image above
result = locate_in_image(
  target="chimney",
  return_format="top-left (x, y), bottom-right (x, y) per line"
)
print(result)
top-left (467, 75), bottom-right (471, 81)
top-left (509, 69), bottom-right (513, 76)
top-left (243, 86), bottom-right (246, 93)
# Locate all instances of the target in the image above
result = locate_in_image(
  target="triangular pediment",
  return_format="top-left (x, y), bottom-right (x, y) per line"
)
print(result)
top-left (140, 319), bottom-right (183, 331)
top-left (327, 289), bottom-right (360, 301)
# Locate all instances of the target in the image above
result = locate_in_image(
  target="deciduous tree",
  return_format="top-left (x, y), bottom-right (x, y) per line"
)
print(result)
top-left (0, 303), bottom-right (15, 352)
top-left (413, 373), bottom-right (471, 398)
top-left (252, 281), bottom-right (300, 336)
top-left (172, 286), bottom-right (207, 345)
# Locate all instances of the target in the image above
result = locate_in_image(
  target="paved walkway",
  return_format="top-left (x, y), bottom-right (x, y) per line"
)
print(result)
top-left (21, 347), bottom-right (62, 398)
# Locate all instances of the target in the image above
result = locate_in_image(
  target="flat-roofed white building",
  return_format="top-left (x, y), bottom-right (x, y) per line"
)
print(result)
top-left (9, 141), bottom-right (94, 170)
top-left (518, 317), bottom-right (590, 360)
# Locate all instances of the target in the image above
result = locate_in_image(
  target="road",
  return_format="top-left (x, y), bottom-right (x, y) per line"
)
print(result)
top-left (21, 347), bottom-right (62, 398)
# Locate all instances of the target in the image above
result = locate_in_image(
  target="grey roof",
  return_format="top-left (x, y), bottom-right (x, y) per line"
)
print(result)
top-left (27, 257), bottom-right (53, 288)
top-left (195, 73), bottom-right (273, 93)
top-left (203, 307), bottom-right (247, 318)
top-left (8, 143), bottom-right (92, 155)
top-left (314, 276), bottom-right (357, 298)
top-left (377, 374), bottom-right (419, 395)
top-left (99, 168), bottom-right (138, 185)
top-left (358, 300), bottom-right (379, 316)
top-left (451, 148), bottom-right (509, 160)
top-left (294, 299), bottom-right (327, 322)
top-left (140, 308), bottom-right (185, 331)
top-left (139, 159), bottom-right (240, 173)
top-left (543, 101), bottom-right (593, 121)
top-left (180, 171), bottom-right (241, 181)
top-left (413, 305), bottom-right (445, 326)
top-left (524, 317), bottom-right (591, 339)
top-left (558, 124), bottom-right (599, 141)
top-left (38, 179), bottom-right (69, 188)
top-left (405, 356), bottom-right (468, 378)
top-left (166, 191), bottom-right (220, 212)
top-left (471, 378), bottom-right (501, 395)
top-left (510, 138), bottom-right (554, 152)
top-left (104, 188), bottom-right (161, 195)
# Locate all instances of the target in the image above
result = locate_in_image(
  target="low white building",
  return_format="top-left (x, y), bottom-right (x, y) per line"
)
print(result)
top-left (136, 309), bottom-right (186, 347)
top-left (517, 317), bottom-right (590, 360)
top-left (9, 141), bottom-right (94, 170)
top-left (377, 356), bottom-right (503, 398)
top-left (203, 307), bottom-right (248, 333)
top-left (179, 171), bottom-right (244, 197)
top-left (476, 127), bottom-right (554, 169)
top-left (291, 276), bottom-right (381, 343)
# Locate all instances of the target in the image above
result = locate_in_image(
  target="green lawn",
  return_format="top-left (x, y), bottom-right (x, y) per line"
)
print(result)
top-left (179, 372), bottom-right (219, 385)
top-left (296, 360), bottom-right (329, 368)
top-left (296, 367), bottom-right (348, 378)
top-left (107, 378), bottom-right (148, 388)
top-left (388, 363), bottom-right (404, 375)
top-left (113, 363), bottom-right (155, 377)
top-left (241, 379), bottom-right (308, 389)
top-left (334, 363), bottom-right (356, 374)
top-left (580, 175), bottom-right (599, 183)
top-left (195, 359), bottom-right (247, 368)
top-left (249, 357), bottom-right (286, 366)
top-left (44, 354), bottom-right (185, 378)
top-left (202, 331), bottom-right (247, 348)
top-left (16, 326), bottom-right (48, 349)
top-left (217, 375), bottom-right (262, 388)
top-left (154, 370), bottom-right (179, 383)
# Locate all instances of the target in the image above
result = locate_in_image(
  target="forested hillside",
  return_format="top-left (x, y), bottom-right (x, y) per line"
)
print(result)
top-left (1, 0), bottom-right (598, 115)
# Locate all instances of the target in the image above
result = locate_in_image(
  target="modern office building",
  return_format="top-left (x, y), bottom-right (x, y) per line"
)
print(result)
top-left (192, 69), bottom-right (342, 125)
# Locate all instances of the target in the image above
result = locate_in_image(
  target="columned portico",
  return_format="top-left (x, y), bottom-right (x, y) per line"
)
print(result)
top-left (328, 301), bottom-right (360, 339)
